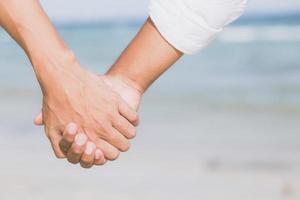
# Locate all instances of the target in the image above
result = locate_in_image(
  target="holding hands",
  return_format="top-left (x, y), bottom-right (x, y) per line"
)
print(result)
top-left (0, 0), bottom-right (182, 169)
top-left (35, 65), bottom-right (142, 168)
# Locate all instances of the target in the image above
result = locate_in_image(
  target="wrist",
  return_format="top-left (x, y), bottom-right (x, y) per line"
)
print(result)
top-left (105, 70), bottom-right (145, 95)
top-left (32, 49), bottom-right (82, 93)
top-left (102, 73), bottom-right (143, 110)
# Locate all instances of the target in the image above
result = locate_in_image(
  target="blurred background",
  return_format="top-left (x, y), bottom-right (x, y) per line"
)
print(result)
top-left (0, 0), bottom-right (300, 199)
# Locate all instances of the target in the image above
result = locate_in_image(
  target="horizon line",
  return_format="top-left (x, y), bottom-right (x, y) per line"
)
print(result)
top-left (52, 12), bottom-right (300, 28)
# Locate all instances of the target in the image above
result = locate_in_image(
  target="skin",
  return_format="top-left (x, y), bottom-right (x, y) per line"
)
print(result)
top-left (0, 0), bottom-right (182, 168)
top-left (0, 0), bottom-right (139, 162)
top-left (35, 74), bottom-right (142, 167)
top-left (36, 18), bottom-right (183, 168)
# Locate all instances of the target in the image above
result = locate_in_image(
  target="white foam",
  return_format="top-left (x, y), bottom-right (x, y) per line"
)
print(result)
top-left (219, 25), bottom-right (300, 43)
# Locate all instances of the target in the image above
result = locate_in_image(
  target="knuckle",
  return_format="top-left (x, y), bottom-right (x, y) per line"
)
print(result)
top-left (122, 122), bottom-right (130, 131)
top-left (108, 111), bottom-right (119, 123)
top-left (46, 128), bottom-right (59, 141)
top-left (93, 117), bottom-right (104, 127)
top-left (110, 107), bottom-right (119, 116)
top-left (106, 131), bottom-right (118, 142)
top-left (96, 122), bottom-right (112, 136)
top-left (45, 129), bottom-right (52, 140)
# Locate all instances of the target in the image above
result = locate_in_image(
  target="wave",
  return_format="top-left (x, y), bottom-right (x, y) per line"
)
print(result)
top-left (219, 25), bottom-right (300, 43)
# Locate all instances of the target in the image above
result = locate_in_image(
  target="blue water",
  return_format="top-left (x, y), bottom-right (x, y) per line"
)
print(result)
top-left (0, 22), bottom-right (300, 110)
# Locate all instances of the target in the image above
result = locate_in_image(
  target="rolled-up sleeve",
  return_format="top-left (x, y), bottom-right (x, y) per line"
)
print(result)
top-left (149, 0), bottom-right (247, 54)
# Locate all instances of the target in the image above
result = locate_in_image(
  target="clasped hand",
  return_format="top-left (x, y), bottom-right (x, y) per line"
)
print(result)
top-left (35, 62), bottom-right (141, 168)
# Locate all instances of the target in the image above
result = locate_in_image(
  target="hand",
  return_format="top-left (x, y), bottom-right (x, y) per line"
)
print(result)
top-left (36, 60), bottom-right (140, 163)
top-left (35, 73), bottom-right (142, 168)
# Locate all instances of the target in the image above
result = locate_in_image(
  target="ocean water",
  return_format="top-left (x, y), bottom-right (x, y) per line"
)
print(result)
top-left (0, 23), bottom-right (300, 110)
top-left (1, 21), bottom-right (300, 200)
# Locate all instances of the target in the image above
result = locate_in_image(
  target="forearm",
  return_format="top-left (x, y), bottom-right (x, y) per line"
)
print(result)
top-left (106, 18), bottom-right (183, 94)
top-left (107, 0), bottom-right (247, 93)
top-left (0, 0), bottom-right (77, 91)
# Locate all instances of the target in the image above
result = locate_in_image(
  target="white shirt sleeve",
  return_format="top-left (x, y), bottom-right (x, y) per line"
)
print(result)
top-left (149, 0), bottom-right (248, 54)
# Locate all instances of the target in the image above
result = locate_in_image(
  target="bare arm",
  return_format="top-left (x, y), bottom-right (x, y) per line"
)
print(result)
top-left (0, 0), bottom-right (75, 85)
top-left (107, 18), bottom-right (183, 94)
top-left (107, 0), bottom-right (248, 90)
top-left (0, 0), bottom-right (138, 165)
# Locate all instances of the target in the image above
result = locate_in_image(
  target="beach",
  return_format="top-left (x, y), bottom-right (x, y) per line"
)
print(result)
top-left (0, 22), bottom-right (300, 199)
top-left (0, 92), bottom-right (300, 200)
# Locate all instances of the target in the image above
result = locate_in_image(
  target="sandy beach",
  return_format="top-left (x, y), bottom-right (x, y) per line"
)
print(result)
top-left (0, 91), bottom-right (299, 200)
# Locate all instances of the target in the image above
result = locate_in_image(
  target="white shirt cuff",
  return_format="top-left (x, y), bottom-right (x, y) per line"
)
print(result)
top-left (149, 0), bottom-right (247, 55)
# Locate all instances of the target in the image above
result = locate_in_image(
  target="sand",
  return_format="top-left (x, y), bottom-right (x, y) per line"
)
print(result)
top-left (0, 92), bottom-right (299, 200)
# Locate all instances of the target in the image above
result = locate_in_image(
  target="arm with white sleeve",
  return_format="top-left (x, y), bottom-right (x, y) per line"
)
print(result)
top-left (149, 0), bottom-right (247, 54)
top-left (107, 0), bottom-right (248, 92)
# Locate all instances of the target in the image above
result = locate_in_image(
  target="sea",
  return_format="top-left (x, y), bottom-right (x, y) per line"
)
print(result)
top-left (0, 15), bottom-right (300, 110)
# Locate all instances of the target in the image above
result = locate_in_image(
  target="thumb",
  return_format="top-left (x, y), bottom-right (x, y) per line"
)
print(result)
top-left (34, 111), bottom-right (44, 126)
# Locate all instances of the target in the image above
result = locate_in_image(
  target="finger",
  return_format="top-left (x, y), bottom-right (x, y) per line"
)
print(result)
top-left (94, 149), bottom-right (107, 166)
top-left (113, 116), bottom-right (136, 139)
top-left (59, 123), bottom-right (78, 154)
top-left (34, 112), bottom-right (44, 126)
top-left (48, 130), bottom-right (65, 159)
top-left (118, 100), bottom-right (139, 126)
top-left (89, 135), bottom-right (120, 161)
top-left (66, 133), bottom-right (88, 164)
top-left (80, 141), bottom-right (96, 169)
top-left (101, 127), bottom-right (131, 152)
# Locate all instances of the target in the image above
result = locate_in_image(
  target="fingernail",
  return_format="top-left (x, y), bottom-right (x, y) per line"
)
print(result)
top-left (75, 133), bottom-right (87, 146)
top-left (85, 142), bottom-right (96, 155)
top-left (95, 149), bottom-right (103, 160)
top-left (67, 123), bottom-right (77, 135)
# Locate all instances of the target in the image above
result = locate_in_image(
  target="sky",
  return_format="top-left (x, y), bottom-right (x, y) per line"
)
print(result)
top-left (41, 0), bottom-right (300, 22)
